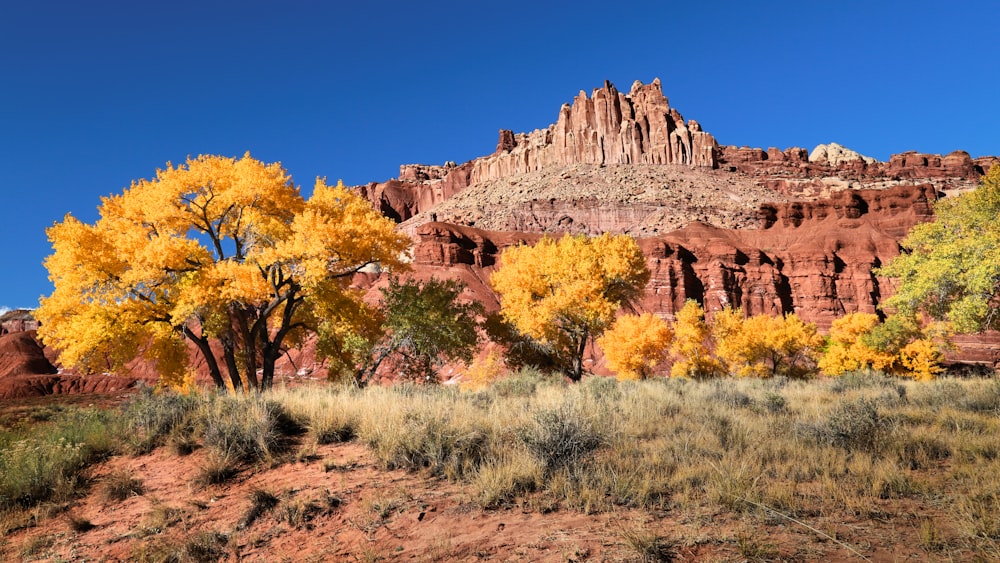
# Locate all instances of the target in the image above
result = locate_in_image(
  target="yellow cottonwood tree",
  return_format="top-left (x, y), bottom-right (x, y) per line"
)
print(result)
top-left (713, 308), bottom-right (823, 378)
top-left (597, 313), bottom-right (672, 380)
top-left (818, 312), bottom-right (945, 380)
top-left (490, 233), bottom-right (649, 381)
top-left (669, 300), bottom-right (722, 378)
top-left (37, 153), bottom-right (410, 391)
top-left (879, 165), bottom-right (1000, 333)
top-left (898, 338), bottom-right (944, 381)
top-left (817, 312), bottom-right (896, 376)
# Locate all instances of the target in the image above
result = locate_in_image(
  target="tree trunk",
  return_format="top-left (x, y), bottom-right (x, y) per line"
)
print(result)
top-left (234, 306), bottom-right (260, 389)
top-left (261, 350), bottom-right (276, 391)
top-left (221, 335), bottom-right (245, 392)
top-left (182, 326), bottom-right (226, 390)
top-left (569, 329), bottom-right (588, 382)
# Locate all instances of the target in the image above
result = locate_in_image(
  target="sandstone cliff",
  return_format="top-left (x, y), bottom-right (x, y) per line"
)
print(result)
top-left (469, 79), bottom-right (718, 184)
top-left (359, 79), bottom-right (720, 225)
top-left (359, 80), bottom-right (992, 239)
top-left (407, 185), bottom-right (936, 330)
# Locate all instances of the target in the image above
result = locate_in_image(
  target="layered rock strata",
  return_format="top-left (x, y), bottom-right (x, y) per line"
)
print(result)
top-left (469, 79), bottom-right (718, 184)
top-left (407, 185), bottom-right (938, 332)
top-left (359, 79), bottom-right (720, 224)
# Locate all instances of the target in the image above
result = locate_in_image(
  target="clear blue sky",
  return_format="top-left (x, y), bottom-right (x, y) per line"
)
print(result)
top-left (2, 1), bottom-right (997, 309)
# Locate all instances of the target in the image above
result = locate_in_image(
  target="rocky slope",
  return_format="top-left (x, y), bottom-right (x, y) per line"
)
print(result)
top-left (399, 163), bottom-right (785, 237)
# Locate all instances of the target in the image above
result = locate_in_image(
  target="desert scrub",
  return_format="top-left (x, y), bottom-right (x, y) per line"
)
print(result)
top-left (0, 407), bottom-right (117, 509)
top-left (193, 393), bottom-right (299, 463)
top-left (270, 385), bottom-right (358, 444)
top-left (354, 387), bottom-right (489, 479)
top-left (491, 365), bottom-right (565, 397)
top-left (799, 397), bottom-right (895, 456)
top-left (100, 469), bottom-right (145, 502)
top-left (120, 385), bottom-right (198, 454)
top-left (519, 398), bottom-right (605, 473)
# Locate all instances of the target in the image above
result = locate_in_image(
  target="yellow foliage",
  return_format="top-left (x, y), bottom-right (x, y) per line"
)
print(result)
top-left (899, 338), bottom-right (945, 381)
top-left (818, 313), bottom-right (896, 376)
top-left (818, 312), bottom-right (944, 379)
top-left (490, 233), bottom-right (649, 381)
top-left (597, 313), bottom-right (672, 380)
top-left (461, 349), bottom-right (506, 390)
top-left (668, 301), bottom-right (722, 378)
top-left (713, 308), bottom-right (823, 378)
top-left (167, 370), bottom-right (201, 395)
top-left (37, 154), bottom-right (411, 391)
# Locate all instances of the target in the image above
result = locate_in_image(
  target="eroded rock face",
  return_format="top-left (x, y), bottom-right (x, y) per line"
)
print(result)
top-left (0, 331), bottom-right (57, 378)
top-left (357, 79), bottom-right (720, 222)
top-left (358, 79), bottom-right (992, 236)
top-left (406, 185), bottom-right (937, 332)
top-left (886, 151), bottom-right (982, 179)
top-left (469, 79), bottom-right (718, 185)
top-left (809, 142), bottom-right (878, 166)
top-left (357, 162), bottom-right (474, 223)
top-left (0, 374), bottom-right (139, 400)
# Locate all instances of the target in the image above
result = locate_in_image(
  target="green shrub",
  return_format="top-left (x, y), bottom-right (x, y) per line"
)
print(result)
top-left (195, 395), bottom-right (296, 463)
top-left (121, 386), bottom-right (198, 454)
top-left (0, 408), bottom-right (117, 509)
top-left (492, 366), bottom-right (561, 397)
top-left (804, 398), bottom-right (892, 455)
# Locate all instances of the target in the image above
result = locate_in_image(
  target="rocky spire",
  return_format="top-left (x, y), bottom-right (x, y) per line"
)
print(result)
top-left (469, 79), bottom-right (718, 184)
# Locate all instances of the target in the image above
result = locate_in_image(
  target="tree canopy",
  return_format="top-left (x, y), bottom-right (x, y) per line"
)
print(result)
top-left (597, 313), bottom-right (672, 380)
top-left (355, 277), bottom-right (482, 385)
top-left (490, 233), bottom-right (649, 381)
top-left (879, 165), bottom-right (1000, 333)
top-left (712, 308), bottom-right (822, 379)
top-left (668, 300), bottom-right (721, 379)
top-left (37, 153), bottom-right (411, 391)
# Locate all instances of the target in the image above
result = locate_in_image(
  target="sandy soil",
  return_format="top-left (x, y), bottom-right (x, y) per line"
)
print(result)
top-left (1, 396), bottom-right (970, 562)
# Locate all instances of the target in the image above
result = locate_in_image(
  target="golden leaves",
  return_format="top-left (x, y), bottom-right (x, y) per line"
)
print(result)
top-left (36, 153), bottom-right (411, 385)
top-left (597, 313), bottom-right (672, 380)
top-left (713, 308), bottom-right (823, 379)
top-left (491, 233), bottom-right (649, 345)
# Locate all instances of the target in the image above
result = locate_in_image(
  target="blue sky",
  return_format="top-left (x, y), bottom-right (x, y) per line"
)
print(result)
top-left (2, 1), bottom-right (997, 308)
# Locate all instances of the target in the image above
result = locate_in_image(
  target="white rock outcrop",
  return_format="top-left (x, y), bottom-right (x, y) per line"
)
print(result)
top-left (809, 142), bottom-right (879, 166)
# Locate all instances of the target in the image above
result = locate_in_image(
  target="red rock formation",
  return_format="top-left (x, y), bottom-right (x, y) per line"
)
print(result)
top-left (0, 331), bottom-right (57, 378)
top-left (358, 79), bottom-right (720, 222)
top-left (885, 151), bottom-right (982, 179)
top-left (0, 374), bottom-right (139, 400)
top-left (469, 79), bottom-right (718, 185)
top-left (404, 185), bottom-right (938, 332)
top-left (357, 162), bottom-right (473, 222)
top-left (0, 309), bottom-right (40, 334)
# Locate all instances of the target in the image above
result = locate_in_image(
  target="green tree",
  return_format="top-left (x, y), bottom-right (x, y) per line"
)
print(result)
top-left (879, 165), bottom-right (1000, 333)
top-left (355, 277), bottom-right (482, 384)
top-left (37, 153), bottom-right (411, 391)
top-left (490, 233), bottom-right (650, 382)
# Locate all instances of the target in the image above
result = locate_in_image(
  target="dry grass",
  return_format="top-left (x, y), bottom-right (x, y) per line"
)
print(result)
top-left (4, 369), bottom-right (1000, 559)
top-left (270, 370), bottom-right (1000, 558)
top-left (100, 469), bottom-right (145, 503)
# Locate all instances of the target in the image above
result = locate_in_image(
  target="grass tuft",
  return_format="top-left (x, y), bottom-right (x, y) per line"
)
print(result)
top-left (101, 469), bottom-right (145, 503)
